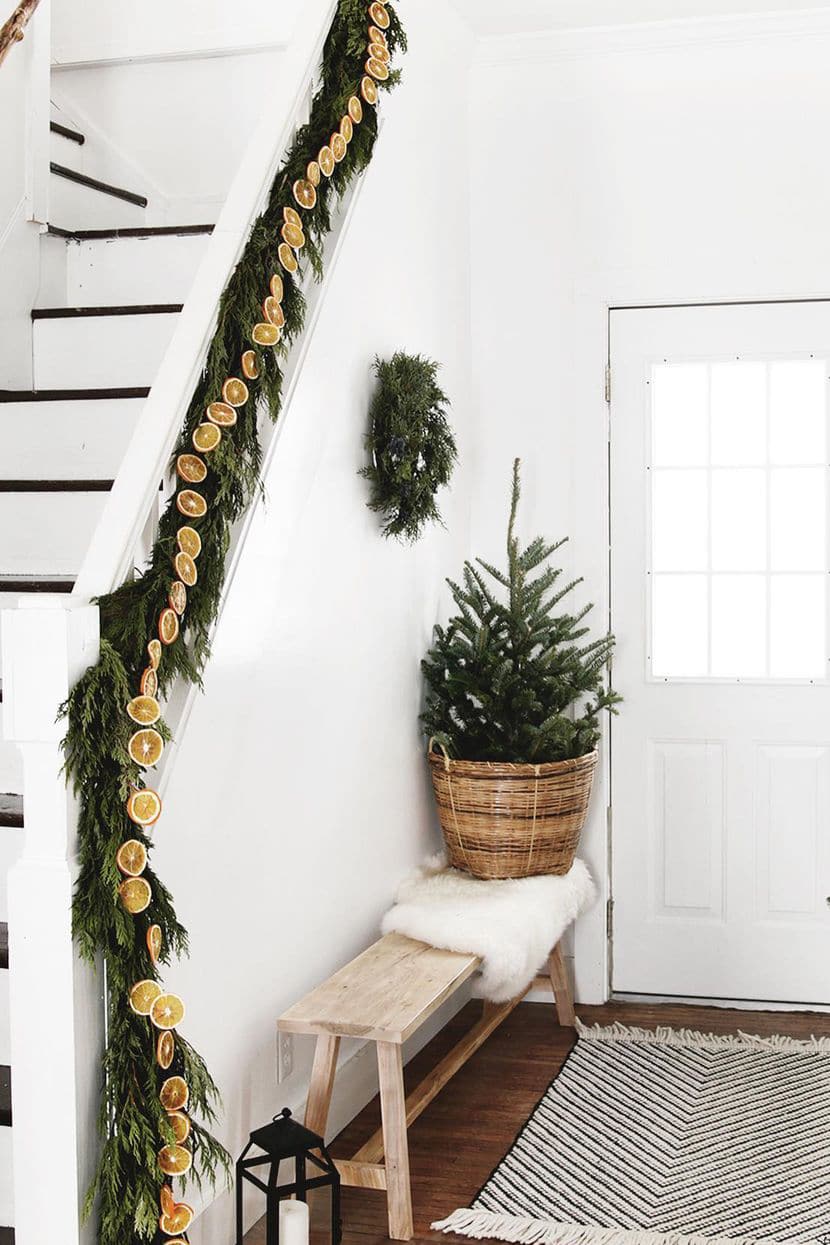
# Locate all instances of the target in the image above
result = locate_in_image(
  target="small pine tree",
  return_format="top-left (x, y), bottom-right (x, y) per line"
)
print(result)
top-left (421, 459), bottom-right (621, 763)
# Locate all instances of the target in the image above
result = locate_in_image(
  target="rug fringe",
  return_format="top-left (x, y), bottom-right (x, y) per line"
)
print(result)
top-left (575, 1019), bottom-right (830, 1054)
top-left (431, 1209), bottom-right (803, 1245)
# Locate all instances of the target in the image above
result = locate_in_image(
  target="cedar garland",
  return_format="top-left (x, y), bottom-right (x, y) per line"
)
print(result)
top-left (61, 4), bottom-right (405, 1242)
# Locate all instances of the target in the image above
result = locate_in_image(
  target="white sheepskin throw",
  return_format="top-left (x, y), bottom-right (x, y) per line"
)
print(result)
top-left (381, 855), bottom-right (595, 1003)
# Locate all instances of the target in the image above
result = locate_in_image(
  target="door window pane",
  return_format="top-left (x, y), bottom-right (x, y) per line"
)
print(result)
top-left (649, 357), bottom-right (828, 680)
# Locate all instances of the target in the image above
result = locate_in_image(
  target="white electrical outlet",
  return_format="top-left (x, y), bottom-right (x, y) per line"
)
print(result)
top-left (278, 1031), bottom-right (294, 1083)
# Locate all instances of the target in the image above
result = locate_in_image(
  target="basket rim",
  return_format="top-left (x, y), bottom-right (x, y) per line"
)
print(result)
top-left (427, 746), bottom-right (598, 777)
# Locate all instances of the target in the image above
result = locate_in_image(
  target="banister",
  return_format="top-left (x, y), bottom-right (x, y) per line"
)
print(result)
top-left (72, 0), bottom-right (337, 602)
top-left (0, 0), bottom-right (39, 67)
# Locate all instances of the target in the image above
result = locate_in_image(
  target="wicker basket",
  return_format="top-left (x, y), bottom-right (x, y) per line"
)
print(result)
top-left (427, 743), bottom-right (598, 880)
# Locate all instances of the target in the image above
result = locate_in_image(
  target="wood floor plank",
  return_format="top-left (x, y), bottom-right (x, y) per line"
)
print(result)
top-left (245, 998), bottom-right (830, 1245)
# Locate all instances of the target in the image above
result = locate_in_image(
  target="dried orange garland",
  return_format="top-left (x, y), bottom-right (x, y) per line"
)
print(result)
top-left (114, 5), bottom-right (395, 1232)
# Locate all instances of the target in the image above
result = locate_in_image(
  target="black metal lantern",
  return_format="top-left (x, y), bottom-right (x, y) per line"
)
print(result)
top-left (236, 1107), bottom-right (341, 1245)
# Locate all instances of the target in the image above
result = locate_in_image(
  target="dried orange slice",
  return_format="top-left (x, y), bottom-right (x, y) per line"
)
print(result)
top-left (158, 1145), bottom-right (191, 1177)
top-left (176, 452), bottom-right (207, 483)
top-left (160, 1185), bottom-right (176, 1218)
top-left (269, 273), bottom-right (284, 301)
top-left (174, 552), bottom-right (197, 587)
top-left (159, 1202), bottom-right (193, 1235)
top-left (278, 243), bottom-right (298, 274)
top-left (366, 56), bottom-right (389, 80)
top-left (168, 581), bottom-right (186, 616)
top-left (281, 222), bottom-right (305, 250)
top-left (148, 639), bottom-right (162, 670)
top-left (151, 992), bottom-right (185, 1031)
top-left (361, 76), bottom-right (378, 105)
top-left (127, 787), bottom-right (161, 826)
top-left (339, 115), bottom-right (353, 144)
top-left (127, 695), bottom-right (160, 726)
top-left (167, 1112), bottom-right (191, 1145)
top-left (306, 159), bottom-right (321, 187)
top-left (147, 923), bottom-right (162, 965)
top-left (128, 727), bottom-right (164, 767)
top-left (139, 667), bottom-right (158, 698)
top-left (129, 979), bottom-right (162, 1015)
top-left (263, 297), bottom-right (285, 328)
top-left (318, 145), bottom-right (335, 177)
top-left (241, 350), bottom-right (259, 380)
top-left (293, 179), bottom-right (316, 210)
top-left (117, 840), bottom-right (148, 877)
top-left (368, 24), bottom-right (387, 45)
top-left (283, 206), bottom-right (302, 230)
top-left (177, 490), bottom-right (207, 518)
top-left (222, 377), bottom-right (249, 407)
top-left (207, 401), bottom-right (237, 427)
top-left (348, 94), bottom-right (364, 124)
top-left (330, 132), bottom-right (347, 163)
top-left (119, 877), bottom-right (151, 914)
top-left (369, 1), bottom-right (390, 28)
top-left (160, 1075), bottom-right (188, 1111)
top-left (252, 322), bottom-right (280, 347)
top-left (193, 423), bottom-right (221, 453)
top-left (368, 40), bottom-right (390, 62)
top-left (157, 1030), bottom-right (175, 1069)
top-left (177, 526), bottom-right (202, 559)
top-left (158, 609), bottom-right (179, 647)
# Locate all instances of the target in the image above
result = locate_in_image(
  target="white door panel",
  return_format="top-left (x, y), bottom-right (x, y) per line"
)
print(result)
top-left (610, 302), bottom-right (830, 1005)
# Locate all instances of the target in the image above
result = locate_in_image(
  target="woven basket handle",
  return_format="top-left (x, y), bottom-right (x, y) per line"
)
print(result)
top-left (428, 736), bottom-right (452, 771)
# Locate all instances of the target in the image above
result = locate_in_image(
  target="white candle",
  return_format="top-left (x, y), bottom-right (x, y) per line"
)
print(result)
top-left (279, 1198), bottom-right (310, 1245)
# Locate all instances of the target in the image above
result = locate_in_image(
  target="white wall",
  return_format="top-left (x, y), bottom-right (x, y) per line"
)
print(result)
top-left (153, 6), bottom-right (474, 1242)
top-left (468, 10), bottom-right (830, 1002)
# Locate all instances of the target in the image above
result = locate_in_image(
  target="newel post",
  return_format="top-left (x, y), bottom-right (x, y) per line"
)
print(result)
top-left (1, 599), bottom-right (103, 1245)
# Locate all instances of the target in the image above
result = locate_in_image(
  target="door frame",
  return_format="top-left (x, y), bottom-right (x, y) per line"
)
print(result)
top-left (567, 273), bottom-right (830, 1008)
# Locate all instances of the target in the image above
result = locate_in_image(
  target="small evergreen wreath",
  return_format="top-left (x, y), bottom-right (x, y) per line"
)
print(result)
top-left (360, 352), bottom-right (457, 542)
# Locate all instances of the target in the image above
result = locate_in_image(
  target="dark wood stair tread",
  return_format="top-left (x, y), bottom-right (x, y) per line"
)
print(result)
top-left (50, 163), bottom-right (148, 209)
top-left (0, 1226), bottom-right (13, 1244)
top-left (0, 795), bottom-right (22, 829)
top-left (0, 577), bottom-right (75, 594)
top-left (0, 387), bottom-right (149, 402)
top-left (0, 480), bottom-right (114, 492)
top-left (0, 1067), bottom-right (11, 1127)
top-left (0, 925), bottom-right (8, 972)
top-left (32, 304), bottom-right (182, 319)
top-left (50, 120), bottom-right (84, 145)
top-left (47, 223), bottom-right (213, 240)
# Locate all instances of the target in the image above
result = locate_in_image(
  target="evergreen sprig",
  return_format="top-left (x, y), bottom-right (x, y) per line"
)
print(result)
top-left (62, 5), bottom-right (406, 1242)
top-left (421, 459), bottom-right (621, 763)
top-left (360, 352), bottom-right (456, 541)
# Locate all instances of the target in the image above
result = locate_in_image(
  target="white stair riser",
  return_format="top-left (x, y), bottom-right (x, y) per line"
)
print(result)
top-left (49, 170), bottom-right (147, 230)
top-left (0, 737), bottom-right (22, 800)
top-left (0, 493), bottom-right (108, 574)
top-left (33, 313), bottom-right (179, 388)
top-left (0, 398), bottom-right (145, 479)
top-left (0, 973), bottom-right (9, 1068)
top-left (0, 825), bottom-right (17, 924)
top-left (66, 233), bottom-right (210, 305)
top-left (0, 1127), bottom-right (12, 1226)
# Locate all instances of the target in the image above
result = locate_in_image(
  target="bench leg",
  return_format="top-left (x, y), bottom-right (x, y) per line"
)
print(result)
top-left (377, 1041), bottom-right (413, 1241)
top-left (305, 1033), bottom-right (340, 1137)
top-left (548, 943), bottom-right (576, 1028)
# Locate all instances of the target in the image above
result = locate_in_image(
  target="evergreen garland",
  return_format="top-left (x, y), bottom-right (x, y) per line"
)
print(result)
top-left (360, 352), bottom-right (456, 541)
top-left (421, 459), bottom-right (621, 764)
top-left (61, 5), bottom-right (406, 1243)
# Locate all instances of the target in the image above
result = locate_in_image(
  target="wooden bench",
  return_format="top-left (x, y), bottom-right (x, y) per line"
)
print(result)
top-left (278, 932), bottom-right (575, 1241)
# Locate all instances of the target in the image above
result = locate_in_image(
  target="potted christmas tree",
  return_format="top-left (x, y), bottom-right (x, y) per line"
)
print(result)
top-left (421, 459), bottom-right (619, 879)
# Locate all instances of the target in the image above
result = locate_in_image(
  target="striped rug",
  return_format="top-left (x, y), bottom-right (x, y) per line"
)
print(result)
top-left (433, 1022), bottom-right (830, 1245)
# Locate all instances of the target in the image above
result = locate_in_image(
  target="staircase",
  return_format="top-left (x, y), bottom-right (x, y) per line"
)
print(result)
top-left (0, 2), bottom-right (367, 1239)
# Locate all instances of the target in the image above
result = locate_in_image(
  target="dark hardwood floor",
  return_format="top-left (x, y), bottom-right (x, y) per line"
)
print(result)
top-left (244, 998), bottom-right (830, 1245)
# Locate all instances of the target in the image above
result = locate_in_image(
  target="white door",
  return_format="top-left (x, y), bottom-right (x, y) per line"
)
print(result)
top-left (610, 302), bottom-right (830, 1005)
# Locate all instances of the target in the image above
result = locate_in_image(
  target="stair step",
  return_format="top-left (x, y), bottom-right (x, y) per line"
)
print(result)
top-left (0, 480), bottom-right (113, 492)
top-left (0, 926), bottom-right (8, 972)
top-left (49, 163), bottom-right (148, 209)
top-left (0, 799), bottom-right (22, 831)
top-left (0, 577), bottom-right (75, 594)
top-left (0, 388), bottom-right (149, 402)
top-left (0, 1067), bottom-right (11, 1128)
top-left (33, 309), bottom-right (179, 389)
top-left (0, 491), bottom-right (108, 574)
top-left (0, 394), bottom-right (145, 480)
top-left (0, 1228), bottom-right (12, 1243)
top-left (48, 223), bottom-right (214, 240)
top-left (31, 304), bottom-right (183, 320)
top-left (49, 120), bottom-right (84, 145)
top-left (62, 232), bottom-right (212, 304)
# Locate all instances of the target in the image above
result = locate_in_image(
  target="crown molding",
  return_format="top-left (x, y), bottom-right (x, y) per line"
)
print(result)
top-left (472, 7), bottom-right (830, 66)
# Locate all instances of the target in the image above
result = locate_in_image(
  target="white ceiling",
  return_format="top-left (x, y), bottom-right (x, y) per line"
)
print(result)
top-left (449, 0), bottom-right (830, 37)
